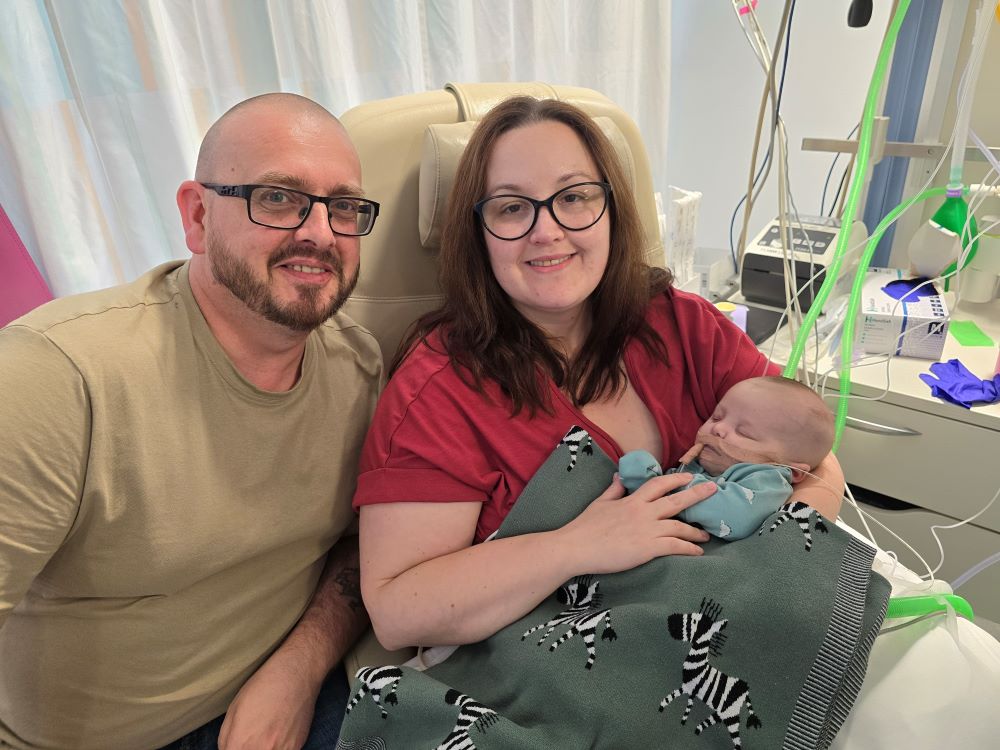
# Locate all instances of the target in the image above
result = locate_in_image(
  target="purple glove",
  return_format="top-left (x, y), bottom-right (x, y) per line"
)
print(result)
top-left (919, 358), bottom-right (1000, 409)
top-left (881, 277), bottom-right (936, 302)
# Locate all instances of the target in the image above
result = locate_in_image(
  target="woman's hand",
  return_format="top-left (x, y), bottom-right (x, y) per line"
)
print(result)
top-left (360, 474), bottom-right (716, 648)
top-left (557, 473), bottom-right (715, 575)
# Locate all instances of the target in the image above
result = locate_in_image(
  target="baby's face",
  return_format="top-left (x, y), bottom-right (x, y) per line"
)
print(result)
top-left (693, 381), bottom-right (791, 475)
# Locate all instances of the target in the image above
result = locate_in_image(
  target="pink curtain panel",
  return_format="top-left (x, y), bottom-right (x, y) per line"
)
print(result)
top-left (0, 204), bottom-right (53, 326)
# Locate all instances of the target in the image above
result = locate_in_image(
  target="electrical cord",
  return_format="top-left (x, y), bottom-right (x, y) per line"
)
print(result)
top-left (729, 153), bottom-right (771, 268)
top-left (750, 1), bottom-right (1000, 605)
top-left (826, 150), bottom-right (855, 218)
top-left (808, 211), bottom-right (1000, 584)
top-left (820, 123), bottom-right (861, 215)
top-left (737, 0), bottom-right (824, 377)
top-left (727, 0), bottom-right (795, 266)
top-left (734, 0), bottom-right (795, 265)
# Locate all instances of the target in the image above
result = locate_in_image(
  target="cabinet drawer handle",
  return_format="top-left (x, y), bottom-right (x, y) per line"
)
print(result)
top-left (844, 416), bottom-right (921, 436)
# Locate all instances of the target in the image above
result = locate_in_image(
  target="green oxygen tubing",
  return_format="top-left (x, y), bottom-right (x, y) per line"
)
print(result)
top-left (780, 0), bottom-right (911, 396)
top-left (835, 185), bottom-right (955, 449)
top-left (779, 0), bottom-right (977, 622)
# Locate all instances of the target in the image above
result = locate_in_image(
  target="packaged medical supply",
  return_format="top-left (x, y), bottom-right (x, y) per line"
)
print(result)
top-left (663, 186), bottom-right (701, 287)
top-left (856, 268), bottom-right (949, 360)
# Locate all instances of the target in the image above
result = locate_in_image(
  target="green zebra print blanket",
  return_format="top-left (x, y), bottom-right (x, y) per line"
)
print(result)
top-left (336, 426), bottom-right (890, 750)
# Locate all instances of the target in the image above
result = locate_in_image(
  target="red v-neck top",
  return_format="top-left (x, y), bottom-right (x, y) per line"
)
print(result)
top-left (354, 288), bottom-right (778, 542)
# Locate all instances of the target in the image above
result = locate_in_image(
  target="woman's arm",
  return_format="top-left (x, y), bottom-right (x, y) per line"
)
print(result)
top-left (788, 451), bottom-right (844, 521)
top-left (360, 473), bottom-right (716, 650)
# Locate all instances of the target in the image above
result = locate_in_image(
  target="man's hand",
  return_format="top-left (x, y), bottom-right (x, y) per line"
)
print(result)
top-left (218, 650), bottom-right (320, 750)
top-left (217, 536), bottom-right (367, 748)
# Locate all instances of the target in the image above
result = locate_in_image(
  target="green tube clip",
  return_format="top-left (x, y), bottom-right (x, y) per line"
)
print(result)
top-left (885, 594), bottom-right (975, 622)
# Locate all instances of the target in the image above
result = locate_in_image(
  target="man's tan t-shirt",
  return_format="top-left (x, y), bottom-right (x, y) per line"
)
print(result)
top-left (0, 261), bottom-right (382, 749)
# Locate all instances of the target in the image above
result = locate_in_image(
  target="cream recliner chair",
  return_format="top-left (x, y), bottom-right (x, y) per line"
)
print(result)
top-left (340, 82), bottom-right (665, 672)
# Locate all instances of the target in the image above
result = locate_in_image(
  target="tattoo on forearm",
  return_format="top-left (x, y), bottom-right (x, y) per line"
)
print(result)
top-left (334, 566), bottom-right (364, 613)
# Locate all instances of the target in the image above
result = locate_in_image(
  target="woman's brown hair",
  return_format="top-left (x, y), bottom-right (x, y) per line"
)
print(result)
top-left (392, 96), bottom-right (673, 415)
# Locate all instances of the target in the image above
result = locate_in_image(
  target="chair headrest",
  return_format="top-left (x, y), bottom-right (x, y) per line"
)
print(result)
top-left (418, 117), bottom-right (637, 250)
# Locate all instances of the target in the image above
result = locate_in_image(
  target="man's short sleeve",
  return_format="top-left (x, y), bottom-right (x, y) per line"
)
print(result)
top-left (0, 326), bottom-right (91, 629)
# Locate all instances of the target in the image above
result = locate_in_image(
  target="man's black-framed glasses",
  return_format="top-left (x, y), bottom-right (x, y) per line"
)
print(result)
top-left (473, 181), bottom-right (612, 241)
top-left (201, 183), bottom-right (380, 236)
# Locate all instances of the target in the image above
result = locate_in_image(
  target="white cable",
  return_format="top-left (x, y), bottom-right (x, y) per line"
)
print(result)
top-left (732, 0), bottom-right (825, 384)
top-left (927, 484), bottom-right (1000, 579)
top-left (970, 129), bottom-right (1000, 176)
top-left (733, 0), bottom-right (793, 272)
top-left (842, 484), bottom-right (881, 550)
top-left (756, 210), bottom-right (1000, 581)
top-left (788, 0), bottom-right (991, 385)
top-left (952, 549), bottom-right (1000, 591)
top-left (759, 2), bottom-right (1000, 592)
top-left (840, 485), bottom-right (938, 583)
top-left (813, 249), bottom-right (1000, 579)
top-left (757, 66), bottom-right (969, 378)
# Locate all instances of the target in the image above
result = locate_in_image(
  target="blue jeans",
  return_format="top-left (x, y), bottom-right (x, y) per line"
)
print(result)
top-left (160, 665), bottom-right (350, 750)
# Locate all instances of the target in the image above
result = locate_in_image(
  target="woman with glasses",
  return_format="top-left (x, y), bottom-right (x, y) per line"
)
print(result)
top-left (352, 96), bottom-right (844, 650)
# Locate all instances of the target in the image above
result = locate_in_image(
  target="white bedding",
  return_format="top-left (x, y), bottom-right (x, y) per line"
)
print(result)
top-left (830, 521), bottom-right (1000, 749)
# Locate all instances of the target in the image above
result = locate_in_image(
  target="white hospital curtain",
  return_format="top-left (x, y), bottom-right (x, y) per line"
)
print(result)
top-left (0, 0), bottom-right (669, 297)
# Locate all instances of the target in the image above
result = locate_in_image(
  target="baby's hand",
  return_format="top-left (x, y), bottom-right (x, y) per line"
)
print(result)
top-left (679, 443), bottom-right (704, 465)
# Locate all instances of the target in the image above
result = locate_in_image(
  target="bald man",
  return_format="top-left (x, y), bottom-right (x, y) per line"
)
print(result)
top-left (0, 94), bottom-right (381, 750)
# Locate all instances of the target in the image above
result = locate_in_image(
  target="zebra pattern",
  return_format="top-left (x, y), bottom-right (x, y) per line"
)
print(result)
top-left (521, 575), bottom-right (617, 669)
top-left (334, 738), bottom-right (387, 750)
top-left (433, 689), bottom-right (499, 750)
top-left (345, 666), bottom-right (403, 719)
top-left (758, 500), bottom-right (828, 551)
top-left (558, 425), bottom-right (594, 472)
top-left (659, 599), bottom-right (761, 749)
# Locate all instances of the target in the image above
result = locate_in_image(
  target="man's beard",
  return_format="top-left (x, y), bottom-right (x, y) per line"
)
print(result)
top-left (206, 235), bottom-right (359, 332)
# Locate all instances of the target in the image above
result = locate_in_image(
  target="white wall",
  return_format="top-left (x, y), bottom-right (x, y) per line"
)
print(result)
top-left (667, 2), bottom-right (893, 257)
top-left (901, 6), bottom-right (1000, 260)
